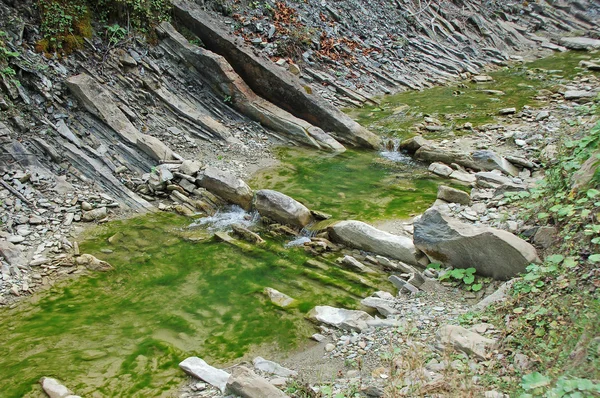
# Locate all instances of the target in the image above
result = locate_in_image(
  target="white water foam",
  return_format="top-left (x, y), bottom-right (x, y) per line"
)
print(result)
top-left (190, 205), bottom-right (259, 231)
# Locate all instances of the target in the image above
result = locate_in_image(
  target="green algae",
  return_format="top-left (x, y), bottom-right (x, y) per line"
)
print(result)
top-left (347, 51), bottom-right (600, 140)
top-left (251, 148), bottom-right (439, 222)
top-left (0, 212), bottom-right (390, 397)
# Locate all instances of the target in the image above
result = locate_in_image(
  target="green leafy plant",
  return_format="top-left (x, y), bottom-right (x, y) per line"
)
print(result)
top-left (435, 266), bottom-right (484, 291)
top-left (519, 372), bottom-right (600, 397)
top-left (105, 23), bottom-right (128, 45)
top-left (0, 31), bottom-right (19, 78)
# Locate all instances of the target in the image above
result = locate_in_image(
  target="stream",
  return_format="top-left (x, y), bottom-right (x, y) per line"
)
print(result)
top-left (0, 51), bottom-right (598, 397)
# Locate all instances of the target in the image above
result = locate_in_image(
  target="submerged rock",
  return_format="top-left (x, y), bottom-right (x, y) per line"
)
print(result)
top-left (198, 167), bottom-right (254, 210)
top-left (39, 377), bottom-right (81, 398)
top-left (179, 357), bottom-right (230, 393)
top-left (264, 287), bottom-right (296, 308)
top-left (75, 254), bottom-right (113, 272)
top-left (307, 305), bottom-right (374, 332)
top-left (254, 189), bottom-right (313, 228)
top-left (328, 220), bottom-right (419, 265)
top-left (414, 208), bottom-right (539, 279)
top-left (226, 366), bottom-right (289, 398)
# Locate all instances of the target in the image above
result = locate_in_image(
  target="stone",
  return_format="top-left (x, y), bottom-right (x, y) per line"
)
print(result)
top-left (179, 160), bottom-right (202, 176)
top-left (254, 189), bottom-right (314, 228)
top-left (437, 185), bottom-right (470, 205)
top-left (179, 357), bottom-right (231, 393)
top-left (450, 170), bottom-right (476, 184)
top-left (312, 333), bottom-right (326, 342)
top-left (414, 208), bottom-right (540, 280)
top-left (198, 167), bottom-right (253, 210)
top-left (361, 297), bottom-right (398, 317)
top-left (437, 325), bottom-right (496, 360)
top-left (252, 357), bottom-right (297, 377)
top-left (226, 366), bottom-right (288, 398)
top-left (264, 287), bottom-right (296, 308)
top-left (559, 37), bottom-right (600, 50)
top-left (472, 75), bottom-right (493, 82)
top-left (535, 111), bottom-right (550, 121)
top-left (232, 224), bottom-right (265, 244)
top-left (339, 255), bottom-right (376, 273)
top-left (39, 377), bottom-right (80, 398)
top-left (484, 391), bottom-right (509, 398)
top-left (498, 107), bottom-right (516, 115)
top-left (475, 171), bottom-right (512, 187)
top-left (471, 150), bottom-right (519, 176)
top-left (428, 162), bottom-right (453, 177)
top-left (82, 207), bottom-right (108, 222)
top-left (388, 275), bottom-right (419, 294)
top-left (399, 136), bottom-right (430, 153)
top-left (325, 343), bottom-right (335, 352)
top-left (533, 226), bottom-right (557, 249)
top-left (0, 241), bottom-right (26, 267)
top-left (564, 90), bottom-right (596, 100)
top-left (328, 220), bottom-right (418, 265)
top-left (473, 280), bottom-right (515, 311)
top-left (75, 254), bottom-right (113, 272)
top-left (307, 305), bottom-right (374, 332)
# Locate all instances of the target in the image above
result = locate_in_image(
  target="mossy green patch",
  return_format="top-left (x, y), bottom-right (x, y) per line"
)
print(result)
top-left (346, 51), bottom-right (600, 140)
top-left (0, 212), bottom-right (389, 397)
top-left (251, 148), bottom-right (439, 221)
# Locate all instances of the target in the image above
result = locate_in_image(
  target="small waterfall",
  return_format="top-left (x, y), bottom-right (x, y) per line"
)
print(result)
top-left (380, 138), bottom-right (415, 164)
top-left (190, 205), bottom-right (259, 231)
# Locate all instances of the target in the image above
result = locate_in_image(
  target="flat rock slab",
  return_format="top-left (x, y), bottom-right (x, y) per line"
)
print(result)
top-left (264, 287), bottom-right (296, 308)
top-left (328, 220), bottom-right (418, 265)
top-left (437, 325), bottom-right (497, 360)
top-left (414, 208), bottom-right (539, 280)
top-left (253, 356), bottom-right (297, 377)
top-left (559, 37), bottom-right (600, 50)
top-left (226, 366), bottom-right (289, 398)
top-left (179, 356), bottom-right (230, 393)
top-left (307, 305), bottom-right (374, 332)
top-left (199, 167), bottom-right (253, 210)
top-left (361, 296), bottom-right (399, 317)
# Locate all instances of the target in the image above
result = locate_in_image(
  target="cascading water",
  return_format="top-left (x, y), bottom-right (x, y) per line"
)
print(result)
top-left (380, 138), bottom-right (416, 163)
top-left (190, 205), bottom-right (259, 231)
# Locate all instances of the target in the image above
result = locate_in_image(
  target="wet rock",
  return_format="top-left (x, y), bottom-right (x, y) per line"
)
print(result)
top-left (232, 224), bottom-right (265, 244)
top-left (329, 220), bottom-right (418, 265)
top-left (198, 167), bottom-right (253, 210)
top-left (226, 366), bottom-right (288, 398)
top-left (179, 357), bottom-right (231, 393)
top-left (253, 356), bottom-right (297, 377)
top-left (75, 254), bottom-right (113, 272)
top-left (264, 287), bottom-right (296, 308)
top-left (437, 324), bottom-right (496, 360)
top-left (254, 189), bottom-right (314, 228)
top-left (437, 185), bottom-right (470, 205)
top-left (307, 305), bottom-right (374, 332)
top-left (399, 136), bottom-right (430, 153)
top-left (414, 208), bottom-right (539, 280)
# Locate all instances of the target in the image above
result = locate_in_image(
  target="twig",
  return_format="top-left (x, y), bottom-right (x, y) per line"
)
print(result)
top-left (0, 179), bottom-right (35, 209)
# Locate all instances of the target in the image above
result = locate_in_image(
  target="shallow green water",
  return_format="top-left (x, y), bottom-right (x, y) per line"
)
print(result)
top-left (252, 148), bottom-right (439, 222)
top-left (347, 51), bottom-right (600, 139)
top-left (0, 213), bottom-right (389, 397)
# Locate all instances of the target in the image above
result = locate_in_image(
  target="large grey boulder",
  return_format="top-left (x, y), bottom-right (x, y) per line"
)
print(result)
top-left (179, 357), bottom-right (230, 393)
top-left (307, 305), bottom-right (374, 332)
top-left (414, 208), bottom-right (539, 279)
top-left (328, 220), bottom-right (419, 265)
top-left (254, 189), bottom-right (313, 228)
top-left (198, 167), bottom-right (253, 210)
top-left (226, 366), bottom-right (289, 398)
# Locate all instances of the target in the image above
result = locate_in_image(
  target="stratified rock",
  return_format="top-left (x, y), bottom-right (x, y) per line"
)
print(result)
top-left (252, 357), bottom-right (297, 377)
top-left (559, 37), bottom-right (600, 50)
top-left (361, 296), bottom-right (399, 317)
top-left (264, 287), bottom-right (296, 308)
top-left (307, 305), bottom-right (374, 332)
top-left (339, 255), bottom-right (376, 273)
top-left (328, 220), bottom-right (418, 265)
top-left (198, 167), bottom-right (253, 210)
top-left (254, 189), bottom-right (313, 228)
top-left (414, 208), bottom-right (539, 279)
top-left (471, 150), bottom-right (519, 176)
top-left (428, 162), bottom-right (453, 177)
top-left (75, 254), bottom-right (113, 272)
top-left (564, 90), bottom-right (597, 101)
top-left (179, 357), bottom-right (230, 393)
top-left (39, 377), bottom-right (81, 398)
top-left (179, 160), bottom-right (202, 176)
top-left (226, 366), bottom-right (289, 398)
top-left (0, 241), bottom-right (26, 267)
top-left (437, 185), bottom-right (470, 205)
top-left (399, 136), bottom-right (430, 153)
top-left (437, 325), bottom-right (496, 360)
top-left (232, 224), bottom-right (265, 244)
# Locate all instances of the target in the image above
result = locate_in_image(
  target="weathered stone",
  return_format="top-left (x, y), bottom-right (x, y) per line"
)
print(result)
top-left (533, 226), bottom-right (557, 249)
top-left (307, 305), bottom-right (374, 332)
top-left (475, 171), bottom-right (512, 187)
top-left (0, 241), bottom-right (26, 267)
top-left (388, 275), bottom-right (419, 294)
top-left (199, 167), bottom-right (253, 210)
top-left (564, 90), bottom-right (597, 100)
top-left (226, 366), bottom-right (288, 398)
top-left (328, 220), bottom-right (418, 265)
top-left (254, 189), bottom-right (313, 228)
top-left (179, 357), bottom-right (230, 393)
top-left (437, 185), bottom-right (470, 205)
top-left (399, 136), bottom-right (430, 153)
top-left (39, 377), bottom-right (80, 398)
top-left (471, 150), bottom-right (519, 176)
top-left (232, 224), bottom-right (265, 244)
top-left (82, 207), bottom-right (108, 222)
top-left (264, 287), bottom-right (296, 308)
top-left (437, 325), bottom-right (496, 360)
top-left (75, 254), bottom-right (113, 272)
top-left (179, 160), bottom-right (202, 176)
top-left (450, 170), bottom-right (476, 184)
top-left (428, 162), bottom-right (453, 177)
top-left (252, 357), bottom-right (297, 377)
top-left (339, 255), bottom-right (376, 273)
top-left (414, 208), bottom-right (539, 280)
top-left (498, 107), bottom-right (516, 115)
top-left (559, 37), bottom-right (600, 50)
top-left (361, 297), bottom-right (398, 317)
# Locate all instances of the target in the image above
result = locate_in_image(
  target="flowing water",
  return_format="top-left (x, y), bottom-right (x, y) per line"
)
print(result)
top-left (1, 51), bottom-right (598, 397)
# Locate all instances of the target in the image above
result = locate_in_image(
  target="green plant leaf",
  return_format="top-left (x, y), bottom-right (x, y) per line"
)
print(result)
top-left (521, 372), bottom-right (551, 390)
top-left (537, 212), bottom-right (549, 219)
top-left (427, 263), bottom-right (441, 270)
top-left (588, 254), bottom-right (600, 263)
top-left (592, 237), bottom-right (600, 244)
top-left (471, 283), bottom-right (482, 292)
top-left (546, 254), bottom-right (564, 264)
top-left (463, 274), bottom-right (475, 284)
top-left (563, 257), bottom-right (578, 268)
top-left (587, 188), bottom-right (600, 198)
